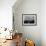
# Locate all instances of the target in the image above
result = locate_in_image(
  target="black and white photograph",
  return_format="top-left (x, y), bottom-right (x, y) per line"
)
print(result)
top-left (22, 14), bottom-right (37, 26)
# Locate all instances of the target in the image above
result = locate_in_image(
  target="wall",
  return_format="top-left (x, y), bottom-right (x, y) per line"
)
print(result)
top-left (41, 0), bottom-right (46, 46)
top-left (13, 0), bottom-right (41, 46)
top-left (0, 0), bottom-right (16, 30)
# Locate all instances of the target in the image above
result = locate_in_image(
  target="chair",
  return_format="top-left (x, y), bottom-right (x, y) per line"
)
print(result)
top-left (14, 33), bottom-right (23, 46)
top-left (25, 40), bottom-right (35, 46)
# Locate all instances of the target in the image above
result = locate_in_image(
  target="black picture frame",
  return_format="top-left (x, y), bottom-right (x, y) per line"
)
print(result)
top-left (22, 14), bottom-right (37, 26)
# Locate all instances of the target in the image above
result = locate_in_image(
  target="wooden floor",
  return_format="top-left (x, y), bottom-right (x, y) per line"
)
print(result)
top-left (0, 39), bottom-right (16, 46)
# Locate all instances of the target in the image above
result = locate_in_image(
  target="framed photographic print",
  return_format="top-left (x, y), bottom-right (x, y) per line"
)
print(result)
top-left (22, 14), bottom-right (37, 26)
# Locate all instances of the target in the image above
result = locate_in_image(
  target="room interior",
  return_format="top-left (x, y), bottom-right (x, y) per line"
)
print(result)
top-left (0, 0), bottom-right (46, 46)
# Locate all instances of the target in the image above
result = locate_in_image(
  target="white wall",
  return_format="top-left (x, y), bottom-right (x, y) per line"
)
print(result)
top-left (0, 0), bottom-right (16, 30)
top-left (13, 0), bottom-right (41, 46)
top-left (41, 0), bottom-right (46, 46)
